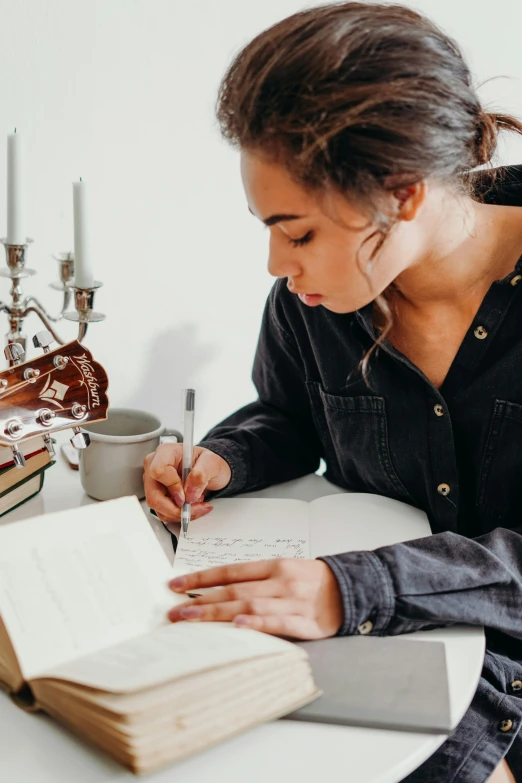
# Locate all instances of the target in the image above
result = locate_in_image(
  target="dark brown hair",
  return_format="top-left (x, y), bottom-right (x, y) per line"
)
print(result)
top-left (215, 2), bottom-right (522, 379)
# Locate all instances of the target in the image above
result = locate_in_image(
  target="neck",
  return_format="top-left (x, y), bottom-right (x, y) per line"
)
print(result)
top-left (391, 194), bottom-right (522, 316)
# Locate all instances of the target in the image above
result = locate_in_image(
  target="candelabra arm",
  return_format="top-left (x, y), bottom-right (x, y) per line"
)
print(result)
top-left (22, 304), bottom-right (65, 345)
top-left (0, 301), bottom-right (11, 315)
top-left (78, 321), bottom-right (88, 343)
top-left (23, 290), bottom-right (71, 322)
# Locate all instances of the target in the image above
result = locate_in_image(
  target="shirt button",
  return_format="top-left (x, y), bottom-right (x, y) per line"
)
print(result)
top-left (511, 275), bottom-right (522, 286)
top-left (500, 719), bottom-right (514, 732)
top-left (512, 680), bottom-right (522, 692)
top-left (474, 325), bottom-right (488, 340)
top-left (357, 620), bottom-right (373, 635)
top-left (433, 404), bottom-right (444, 417)
top-left (437, 483), bottom-right (451, 496)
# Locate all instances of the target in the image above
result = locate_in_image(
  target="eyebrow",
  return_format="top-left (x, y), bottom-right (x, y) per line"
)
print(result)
top-left (248, 205), bottom-right (305, 226)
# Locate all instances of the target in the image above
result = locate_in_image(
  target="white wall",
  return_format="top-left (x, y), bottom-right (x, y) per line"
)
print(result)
top-left (0, 0), bottom-right (521, 442)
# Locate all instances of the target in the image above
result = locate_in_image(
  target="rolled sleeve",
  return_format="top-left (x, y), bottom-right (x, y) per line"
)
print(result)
top-left (319, 550), bottom-right (395, 636)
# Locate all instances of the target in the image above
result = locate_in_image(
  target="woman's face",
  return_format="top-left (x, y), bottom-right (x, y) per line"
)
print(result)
top-left (240, 149), bottom-right (425, 314)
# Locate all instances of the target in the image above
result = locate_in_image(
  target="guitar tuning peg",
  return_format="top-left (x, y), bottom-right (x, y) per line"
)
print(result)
top-left (4, 342), bottom-right (25, 366)
top-left (43, 435), bottom-right (56, 458)
top-left (70, 427), bottom-right (90, 450)
top-left (10, 444), bottom-right (26, 469)
top-left (33, 330), bottom-right (55, 354)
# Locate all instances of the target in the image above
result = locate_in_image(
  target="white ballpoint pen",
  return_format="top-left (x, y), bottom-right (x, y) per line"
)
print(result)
top-left (181, 388), bottom-right (195, 538)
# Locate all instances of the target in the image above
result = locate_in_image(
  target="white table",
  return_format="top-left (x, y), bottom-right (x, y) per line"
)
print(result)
top-left (0, 439), bottom-right (485, 783)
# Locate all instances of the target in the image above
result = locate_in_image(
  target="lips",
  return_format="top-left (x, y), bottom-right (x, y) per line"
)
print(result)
top-left (297, 293), bottom-right (323, 306)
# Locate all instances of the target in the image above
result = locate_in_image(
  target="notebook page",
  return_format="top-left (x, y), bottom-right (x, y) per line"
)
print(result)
top-left (308, 492), bottom-right (430, 558)
top-left (0, 496), bottom-right (185, 680)
top-left (173, 498), bottom-right (310, 577)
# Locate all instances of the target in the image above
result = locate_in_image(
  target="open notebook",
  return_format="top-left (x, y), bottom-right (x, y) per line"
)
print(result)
top-left (172, 492), bottom-right (432, 575)
top-left (0, 496), bottom-right (318, 774)
top-left (172, 492), bottom-right (452, 734)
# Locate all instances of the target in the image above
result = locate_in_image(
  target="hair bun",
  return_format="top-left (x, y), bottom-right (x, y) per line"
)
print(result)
top-left (475, 112), bottom-right (498, 166)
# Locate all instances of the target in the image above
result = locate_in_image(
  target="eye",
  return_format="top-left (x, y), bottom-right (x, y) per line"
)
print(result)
top-left (288, 230), bottom-right (314, 248)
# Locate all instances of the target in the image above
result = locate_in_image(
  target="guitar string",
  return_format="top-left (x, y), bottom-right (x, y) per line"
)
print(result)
top-left (0, 363), bottom-right (84, 400)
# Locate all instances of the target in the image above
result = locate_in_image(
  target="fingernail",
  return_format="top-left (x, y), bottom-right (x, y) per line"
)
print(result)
top-left (180, 606), bottom-right (202, 619)
top-left (186, 488), bottom-right (202, 503)
top-left (234, 615), bottom-right (250, 626)
top-left (169, 576), bottom-right (186, 590)
top-left (172, 491), bottom-right (184, 507)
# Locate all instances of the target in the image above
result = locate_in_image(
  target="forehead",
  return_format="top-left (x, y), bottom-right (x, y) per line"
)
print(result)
top-left (240, 149), bottom-right (317, 215)
top-left (239, 149), bottom-right (367, 230)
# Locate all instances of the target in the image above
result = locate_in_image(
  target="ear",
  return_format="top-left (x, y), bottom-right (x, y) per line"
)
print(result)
top-left (392, 181), bottom-right (426, 221)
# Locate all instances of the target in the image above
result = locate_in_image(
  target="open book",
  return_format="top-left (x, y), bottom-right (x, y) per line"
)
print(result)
top-left (0, 496), bottom-right (318, 774)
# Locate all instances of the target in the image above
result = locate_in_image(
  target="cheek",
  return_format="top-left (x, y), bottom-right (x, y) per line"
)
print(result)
top-left (315, 237), bottom-right (399, 311)
top-left (373, 231), bottom-right (416, 283)
top-left (320, 246), bottom-right (373, 292)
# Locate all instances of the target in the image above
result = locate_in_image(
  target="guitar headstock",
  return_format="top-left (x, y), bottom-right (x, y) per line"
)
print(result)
top-left (0, 339), bottom-right (109, 447)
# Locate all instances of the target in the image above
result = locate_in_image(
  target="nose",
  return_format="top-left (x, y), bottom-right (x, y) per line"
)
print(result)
top-left (267, 238), bottom-right (301, 279)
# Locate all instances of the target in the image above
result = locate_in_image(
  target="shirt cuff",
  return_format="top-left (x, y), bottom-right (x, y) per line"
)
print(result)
top-left (318, 550), bottom-right (396, 637)
top-left (195, 439), bottom-right (248, 499)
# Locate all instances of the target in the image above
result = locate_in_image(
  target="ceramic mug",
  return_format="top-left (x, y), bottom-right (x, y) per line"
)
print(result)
top-left (79, 407), bottom-right (182, 501)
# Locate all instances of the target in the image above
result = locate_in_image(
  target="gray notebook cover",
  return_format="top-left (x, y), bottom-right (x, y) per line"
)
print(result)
top-left (284, 636), bottom-right (452, 735)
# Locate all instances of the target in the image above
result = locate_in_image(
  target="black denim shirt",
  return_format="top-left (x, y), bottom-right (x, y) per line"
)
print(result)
top-left (198, 166), bottom-right (522, 782)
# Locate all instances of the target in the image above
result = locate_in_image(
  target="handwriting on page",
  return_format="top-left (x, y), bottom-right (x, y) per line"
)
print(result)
top-left (175, 536), bottom-right (308, 573)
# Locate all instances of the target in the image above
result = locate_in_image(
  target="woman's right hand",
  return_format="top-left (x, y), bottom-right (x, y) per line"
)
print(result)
top-left (143, 444), bottom-right (232, 524)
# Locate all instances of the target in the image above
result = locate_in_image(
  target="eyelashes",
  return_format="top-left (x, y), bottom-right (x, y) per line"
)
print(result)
top-left (263, 225), bottom-right (314, 247)
top-left (288, 231), bottom-right (314, 248)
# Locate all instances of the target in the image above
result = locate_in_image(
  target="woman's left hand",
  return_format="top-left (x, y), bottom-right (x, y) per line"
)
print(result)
top-left (167, 559), bottom-right (344, 640)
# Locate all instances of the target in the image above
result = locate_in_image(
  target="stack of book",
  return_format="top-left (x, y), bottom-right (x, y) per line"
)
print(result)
top-left (0, 497), bottom-right (318, 774)
top-left (0, 436), bottom-right (54, 517)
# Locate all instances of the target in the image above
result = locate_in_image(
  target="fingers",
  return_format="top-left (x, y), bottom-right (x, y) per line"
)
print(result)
top-left (144, 445), bottom-right (231, 506)
top-left (167, 595), bottom-right (323, 639)
top-left (183, 449), bottom-right (226, 503)
top-left (143, 471), bottom-right (179, 519)
top-left (184, 579), bottom-right (286, 604)
top-left (145, 446), bottom-right (185, 502)
top-left (144, 469), bottom-right (213, 523)
top-left (168, 597), bottom-right (303, 623)
top-left (154, 502), bottom-right (213, 524)
top-left (168, 560), bottom-right (276, 592)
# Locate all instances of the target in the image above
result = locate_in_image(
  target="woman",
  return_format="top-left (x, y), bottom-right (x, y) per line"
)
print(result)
top-left (143, 4), bottom-right (522, 781)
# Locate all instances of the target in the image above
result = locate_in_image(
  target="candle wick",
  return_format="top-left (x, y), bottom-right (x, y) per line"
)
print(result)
top-left (80, 177), bottom-right (82, 182)
top-left (14, 128), bottom-right (16, 133)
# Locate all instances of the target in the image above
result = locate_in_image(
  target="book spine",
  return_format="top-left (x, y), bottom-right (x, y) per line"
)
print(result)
top-left (0, 467), bottom-right (51, 517)
top-left (6, 682), bottom-right (41, 713)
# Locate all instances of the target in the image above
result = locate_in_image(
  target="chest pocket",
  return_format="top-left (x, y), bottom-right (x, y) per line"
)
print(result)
top-left (478, 399), bottom-right (522, 530)
top-left (306, 381), bottom-right (410, 502)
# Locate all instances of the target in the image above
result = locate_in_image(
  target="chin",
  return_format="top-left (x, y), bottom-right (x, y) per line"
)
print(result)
top-left (322, 298), bottom-right (370, 314)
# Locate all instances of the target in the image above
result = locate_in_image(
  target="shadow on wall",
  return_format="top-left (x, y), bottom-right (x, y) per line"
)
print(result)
top-left (123, 323), bottom-right (215, 428)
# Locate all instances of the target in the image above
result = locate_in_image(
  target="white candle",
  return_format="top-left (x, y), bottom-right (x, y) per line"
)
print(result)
top-left (7, 129), bottom-right (26, 245)
top-left (72, 178), bottom-right (94, 288)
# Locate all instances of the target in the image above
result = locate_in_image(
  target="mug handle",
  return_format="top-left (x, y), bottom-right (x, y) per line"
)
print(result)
top-left (160, 428), bottom-right (183, 444)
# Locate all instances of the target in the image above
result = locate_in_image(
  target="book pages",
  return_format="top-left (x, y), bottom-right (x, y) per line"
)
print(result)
top-left (0, 496), bottom-right (184, 680)
top-left (37, 622), bottom-right (302, 692)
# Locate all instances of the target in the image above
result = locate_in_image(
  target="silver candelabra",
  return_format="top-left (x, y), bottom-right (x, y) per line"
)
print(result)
top-left (0, 237), bottom-right (105, 362)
